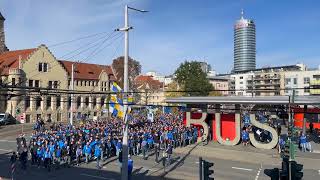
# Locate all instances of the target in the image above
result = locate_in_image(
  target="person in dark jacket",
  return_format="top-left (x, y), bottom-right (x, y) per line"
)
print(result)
top-left (30, 141), bottom-right (38, 165)
top-left (19, 146), bottom-right (28, 170)
top-left (165, 143), bottom-right (173, 165)
top-left (309, 122), bottom-right (314, 134)
top-left (43, 148), bottom-right (52, 171)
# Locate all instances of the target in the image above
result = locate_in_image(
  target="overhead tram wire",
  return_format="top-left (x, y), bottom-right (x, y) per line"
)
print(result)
top-left (83, 34), bottom-right (124, 62)
top-left (58, 31), bottom-right (119, 59)
top-left (48, 30), bottom-right (112, 48)
top-left (2, 84), bottom-right (320, 96)
top-left (3, 31), bottom-right (121, 86)
top-left (107, 35), bottom-right (124, 62)
top-left (0, 31), bottom-right (114, 72)
top-left (80, 33), bottom-right (123, 63)
top-left (3, 31), bottom-right (117, 86)
top-left (62, 31), bottom-right (120, 61)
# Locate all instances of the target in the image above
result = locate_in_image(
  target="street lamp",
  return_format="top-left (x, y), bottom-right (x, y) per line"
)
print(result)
top-left (116, 5), bottom-right (148, 180)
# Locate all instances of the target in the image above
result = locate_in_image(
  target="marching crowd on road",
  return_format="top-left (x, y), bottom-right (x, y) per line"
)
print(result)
top-left (11, 109), bottom-right (319, 179)
top-left (13, 110), bottom-right (201, 174)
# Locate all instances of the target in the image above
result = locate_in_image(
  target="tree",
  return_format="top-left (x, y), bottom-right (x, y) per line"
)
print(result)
top-left (165, 81), bottom-right (185, 98)
top-left (111, 56), bottom-right (141, 89)
top-left (209, 90), bottom-right (222, 96)
top-left (174, 61), bottom-right (213, 96)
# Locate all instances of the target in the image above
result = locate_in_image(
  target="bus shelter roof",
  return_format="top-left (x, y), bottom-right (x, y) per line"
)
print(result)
top-left (165, 96), bottom-right (320, 105)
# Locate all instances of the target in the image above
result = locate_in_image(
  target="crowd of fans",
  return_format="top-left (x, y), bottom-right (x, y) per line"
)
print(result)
top-left (14, 110), bottom-right (200, 172)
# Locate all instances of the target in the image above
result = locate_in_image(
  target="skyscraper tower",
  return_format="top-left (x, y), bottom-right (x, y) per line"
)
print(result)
top-left (234, 10), bottom-right (256, 72)
top-left (0, 11), bottom-right (9, 54)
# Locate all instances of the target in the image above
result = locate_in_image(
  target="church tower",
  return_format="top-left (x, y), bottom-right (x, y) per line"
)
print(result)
top-left (0, 11), bottom-right (9, 54)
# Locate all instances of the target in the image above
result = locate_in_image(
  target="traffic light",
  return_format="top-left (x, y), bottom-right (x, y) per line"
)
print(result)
top-left (264, 168), bottom-right (279, 180)
top-left (291, 161), bottom-right (303, 180)
top-left (16, 108), bottom-right (21, 115)
top-left (203, 160), bottom-right (214, 180)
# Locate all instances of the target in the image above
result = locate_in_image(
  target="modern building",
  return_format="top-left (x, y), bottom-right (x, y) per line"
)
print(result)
top-left (229, 63), bottom-right (320, 96)
top-left (283, 68), bottom-right (320, 96)
top-left (234, 10), bottom-right (256, 72)
top-left (229, 72), bottom-right (254, 96)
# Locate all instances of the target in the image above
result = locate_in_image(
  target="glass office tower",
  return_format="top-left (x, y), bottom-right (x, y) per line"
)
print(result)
top-left (234, 10), bottom-right (256, 72)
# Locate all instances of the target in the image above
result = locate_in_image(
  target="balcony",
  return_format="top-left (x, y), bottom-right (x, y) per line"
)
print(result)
top-left (310, 80), bottom-right (320, 86)
top-left (310, 89), bottom-right (320, 95)
top-left (254, 82), bottom-right (280, 86)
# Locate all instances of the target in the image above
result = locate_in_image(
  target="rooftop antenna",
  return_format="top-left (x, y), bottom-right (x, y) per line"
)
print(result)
top-left (241, 9), bottom-right (244, 19)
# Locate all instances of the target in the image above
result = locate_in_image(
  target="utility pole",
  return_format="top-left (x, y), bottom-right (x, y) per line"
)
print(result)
top-left (302, 105), bottom-right (307, 135)
top-left (117, 5), bottom-right (148, 180)
top-left (288, 89), bottom-right (296, 180)
top-left (70, 64), bottom-right (74, 126)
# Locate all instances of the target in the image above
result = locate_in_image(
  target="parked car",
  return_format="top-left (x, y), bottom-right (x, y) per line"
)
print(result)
top-left (0, 113), bottom-right (17, 125)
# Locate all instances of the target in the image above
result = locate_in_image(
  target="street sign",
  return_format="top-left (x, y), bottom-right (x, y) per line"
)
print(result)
top-left (20, 113), bottom-right (25, 124)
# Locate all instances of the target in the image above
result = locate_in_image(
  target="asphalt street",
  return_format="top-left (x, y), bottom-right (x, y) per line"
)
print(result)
top-left (0, 124), bottom-right (319, 180)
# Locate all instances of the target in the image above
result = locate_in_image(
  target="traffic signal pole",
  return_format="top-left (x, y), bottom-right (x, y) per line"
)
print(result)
top-left (199, 157), bottom-right (203, 180)
top-left (288, 89), bottom-right (296, 180)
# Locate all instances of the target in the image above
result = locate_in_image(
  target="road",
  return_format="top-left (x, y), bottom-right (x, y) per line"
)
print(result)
top-left (0, 124), bottom-right (319, 180)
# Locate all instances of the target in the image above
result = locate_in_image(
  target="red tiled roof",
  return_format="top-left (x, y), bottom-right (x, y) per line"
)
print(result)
top-left (134, 75), bottom-right (163, 90)
top-left (0, 47), bottom-right (115, 80)
top-left (0, 48), bottom-right (36, 75)
top-left (58, 60), bottom-right (115, 80)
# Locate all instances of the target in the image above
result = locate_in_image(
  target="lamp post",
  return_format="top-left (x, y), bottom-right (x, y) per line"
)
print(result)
top-left (117, 5), bottom-right (148, 180)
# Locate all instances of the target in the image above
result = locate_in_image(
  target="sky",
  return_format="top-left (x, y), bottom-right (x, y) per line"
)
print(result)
top-left (0, 0), bottom-right (320, 75)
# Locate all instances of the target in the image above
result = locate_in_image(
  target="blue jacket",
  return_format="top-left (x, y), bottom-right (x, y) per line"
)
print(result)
top-left (49, 145), bottom-right (55, 154)
top-left (94, 147), bottom-right (101, 157)
top-left (116, 142), bottom-right (122, 150)
top-left (300, 135), bottom-right (307, 144)
top-left (44, 151), bottom-right (52, 159)
top-left (84, 145), bottom-right (92, 154)
top-left (58, 140), bottom-right (65, 149)
top-left (241, 131), bottom-right (249, 140)
top-left (90, 141), bottom-right (97, 149)
top-left (56, 149), bottom-right (61, 157)
top-left (128, 159), bottom-right (133, 173)
top-left (167, 132), bottom-right (173, 140)
top-left (37, 148), bottom-right (43, 157)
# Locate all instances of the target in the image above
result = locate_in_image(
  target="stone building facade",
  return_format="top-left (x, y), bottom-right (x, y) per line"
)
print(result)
top-left (0, 45), bottom-right (115, 123)
top-left (0, 11), bottom-right (117, 123)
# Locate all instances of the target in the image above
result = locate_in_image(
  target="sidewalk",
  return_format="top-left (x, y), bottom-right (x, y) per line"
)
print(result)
top-left (173, 142), bottom-right (320, 170)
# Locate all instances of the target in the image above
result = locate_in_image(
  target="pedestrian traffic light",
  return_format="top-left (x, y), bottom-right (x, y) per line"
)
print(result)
top-left (16, 108), bottom-right (21, 115)
top-left (280, 157), bottom-right (289, 179)
top-left (264, 168), bottom-right (279, 180)
top-left (203, 160), bottom-right (214, 180)
top-left (291, 161), bottom-right (303, 180)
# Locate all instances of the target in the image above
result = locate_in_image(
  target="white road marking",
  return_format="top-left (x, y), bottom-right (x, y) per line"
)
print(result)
top-left (0, 140), bottom-right (16, 143)
top-left (80, 173), bottom-right (115, 180)
top-left (0, 148), bottom-right (13, 152)
top-left (313, 150), bottom-right (320, 154)
top-left (255, 168), bottom-right (261, 180)
top-left (318, 169), bottom-right (320, 175)
top-left (231, 167), bottom-right (253, 171)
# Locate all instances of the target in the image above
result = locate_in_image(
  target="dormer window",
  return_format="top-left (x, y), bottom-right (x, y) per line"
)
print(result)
top-left (89, 71), bottom-right (94, 74)
top-left (38, 62), bottom-right (48, 72)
